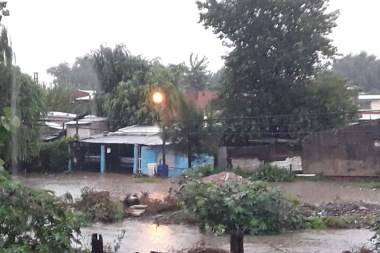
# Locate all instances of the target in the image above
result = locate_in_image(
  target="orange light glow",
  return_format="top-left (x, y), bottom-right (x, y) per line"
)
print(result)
top-left (152, 91), bottom-right (164, 105)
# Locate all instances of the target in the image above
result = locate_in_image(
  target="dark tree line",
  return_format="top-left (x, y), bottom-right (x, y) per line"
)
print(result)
top-left (332, 51), bottom-right (380, 93)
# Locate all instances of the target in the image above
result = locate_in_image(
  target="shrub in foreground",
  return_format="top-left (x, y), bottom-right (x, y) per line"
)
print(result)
top-left (0, 171), bottom-right (84, 252)
top-left (179, 180), bottom-right (303, 253)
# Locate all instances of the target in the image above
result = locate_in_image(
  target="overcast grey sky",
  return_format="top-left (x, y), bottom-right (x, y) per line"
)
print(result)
top-left (2, 0), bottom-right (380, 84)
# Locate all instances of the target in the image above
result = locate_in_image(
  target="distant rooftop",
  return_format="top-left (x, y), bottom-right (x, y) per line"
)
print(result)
top-left (81, 125), bottom-right (164, 145)
top-left (117, 125), bottom-right (161, 135)
top-left (66, 116), bottom-right (108, 125)
top-left (46, 111), bottom-right (77, 119)
top-left (358, 94), bottom-right (380, 100)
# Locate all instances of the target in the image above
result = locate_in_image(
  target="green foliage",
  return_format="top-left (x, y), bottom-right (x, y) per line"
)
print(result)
top-left (333, 51), bottom-right (380, 93)
top-left (197, 0), bottom-right (357, 145)
top-left (1, 18), bottom-right (47, 164)
top-left (0, 64), bottom-right (47, 164)
top-left (304, 217), bottom-right (326, 229)
top-left (304, 216), bottom-right (358, 230)
top-left (185, 53), bottom-right (210, 91)
top-left (287, 72), bottom-right (359, 135)
top-left (179, 181), bottom-right (304, 236)
top-left (77, 187), bottom-right (124, 223)
top-left (0, 107), bottom-right (19, 170)
top-left (196, 163), bottom-right (214, 177)
top-left (168, 99), bottom-right (219, 158)
top-left (36, 138), bottom-right (72, 173)
top-left (251, 164), bottom-right (295, 182)
top-left (45, 86), bottom-right (89, 114)
top-left (323, 216), bottom-right (350, 229)
top-left (13, 73), bottom-right (47, 161)
top-left (0, 171), bottom-right (84, 252)
top-left (47, 56), bottom-right (99, 90)
top-left (93, 44), bottom-right (150, 94)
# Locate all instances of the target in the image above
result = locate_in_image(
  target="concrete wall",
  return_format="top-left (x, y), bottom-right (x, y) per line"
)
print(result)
top-left (67, 121), bottom-right (108, 139)
top-left (303, 120), bottom-right (380, 177)
top-left (67, 126), bottom-right (92, 138)
top-left (227, 144), bottom-right (301, 162)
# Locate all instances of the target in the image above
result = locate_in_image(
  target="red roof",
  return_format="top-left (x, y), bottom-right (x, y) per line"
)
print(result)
top-left (185, 91), bottom-right (216, 108)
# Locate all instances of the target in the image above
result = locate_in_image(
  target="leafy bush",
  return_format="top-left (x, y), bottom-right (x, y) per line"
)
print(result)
top-left (251, 164), bottom-right (295, 182)
top-left (0, 171), bottom-right (85, 252)
top-left (179, 180), bottom-right (304, 236)
top-left (195, 164), bottom-right (214, 177)
top-left (76, 187), bottom-right (125, 223)
top-left (30, 138), bottom-right (74, 173)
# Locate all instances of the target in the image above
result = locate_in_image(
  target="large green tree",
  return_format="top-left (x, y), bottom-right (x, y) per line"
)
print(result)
top-left (44, 86), bottom-right (89, 114)
top-left (0, 5), bottom-right (47, 169)
top-left (93, 45), bottom-right (187, 130)
top-left (197, 0), bottom-right (354, 145)
top-left (332, 51), bottom-right (380, 93)
top-left (47, 56), bottom-right (99, 89)
top-left (93, 44), bottom-right (219, 157)
top-left (185, 53), bottom-right (210, 91)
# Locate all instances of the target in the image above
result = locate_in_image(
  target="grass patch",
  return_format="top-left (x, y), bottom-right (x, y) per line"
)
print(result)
top-left (250, 164), bottom-right (294, 182)
top-left (304, 215), bottom-right (375, 230)
top-left (345, 180), bottom-right (380, 189)
top-left (304, 217), bottom-right (326, 229)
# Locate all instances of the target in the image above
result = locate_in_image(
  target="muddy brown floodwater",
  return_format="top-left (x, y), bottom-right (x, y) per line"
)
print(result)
top-left (14, 172), bottom-right (380, 252)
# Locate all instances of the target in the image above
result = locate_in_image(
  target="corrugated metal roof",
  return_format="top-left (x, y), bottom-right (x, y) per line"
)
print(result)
top-left (66, 116), bottom-right (108, 125)
top-left (358, 95), bottom-right (380, 100)
top-left (81, 134), bottom-right (163, 145)
top-left (117, 125), bottom-right (161, 134)
top-left (47, 111), bottom-right (77, 118)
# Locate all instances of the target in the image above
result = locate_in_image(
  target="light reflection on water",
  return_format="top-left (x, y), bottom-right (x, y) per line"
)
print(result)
top-left (80, 220), bottom-right (375, 253)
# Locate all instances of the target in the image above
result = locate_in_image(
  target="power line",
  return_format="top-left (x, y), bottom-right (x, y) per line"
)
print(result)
top-left (29, 109), bottom-right (361, 124)
top-left (26, 122), bottom-right (380, 136)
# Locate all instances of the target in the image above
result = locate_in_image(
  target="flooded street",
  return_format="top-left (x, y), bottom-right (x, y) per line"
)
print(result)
top-left (15, 172), bottom-right (380, 205)
top-left (14, 172), bottom-right (380, 252)
top-left (80, 220), bottom-right (374, 253)
top-left (15, 172), bottom-right (176, 200)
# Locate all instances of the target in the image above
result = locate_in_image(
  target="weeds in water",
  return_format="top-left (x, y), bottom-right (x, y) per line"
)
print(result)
top-left (304, 217), bottom-right (326, 229)
top-left (76, 187), bottom-right (125, 223)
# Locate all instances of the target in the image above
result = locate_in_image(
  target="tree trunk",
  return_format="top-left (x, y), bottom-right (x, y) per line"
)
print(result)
top-left (230, 230), bottom-right (244, 253)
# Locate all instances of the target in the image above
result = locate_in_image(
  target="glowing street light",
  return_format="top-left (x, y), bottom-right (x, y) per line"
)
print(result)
top-left (150, 90), bottom-right (167, 176)
top-left (152, 91), bottom-right (164, 105)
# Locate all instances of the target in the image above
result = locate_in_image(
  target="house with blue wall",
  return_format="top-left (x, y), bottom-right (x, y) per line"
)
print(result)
top-left (77, 125), bottom-right (214, 177)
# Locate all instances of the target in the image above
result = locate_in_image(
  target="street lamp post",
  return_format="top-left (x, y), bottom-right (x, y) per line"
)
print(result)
top-left (151, 91), bottom-right (166, 172)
